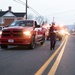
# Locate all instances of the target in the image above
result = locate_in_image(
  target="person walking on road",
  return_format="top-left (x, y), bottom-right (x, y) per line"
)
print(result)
top-left (49, 22), bottom-right (56, 50)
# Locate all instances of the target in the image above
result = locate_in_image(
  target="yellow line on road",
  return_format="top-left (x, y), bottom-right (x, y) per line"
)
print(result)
top-left (48, 36), bottom-right (68, 75)
top-left (35, 37), bottom-right (66, 75)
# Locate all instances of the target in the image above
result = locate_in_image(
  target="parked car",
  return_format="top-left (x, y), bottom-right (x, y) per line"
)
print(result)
top-left (42, 23), bottom-right (50, 40)
top-left (45, 24), bottom-right (66, 41)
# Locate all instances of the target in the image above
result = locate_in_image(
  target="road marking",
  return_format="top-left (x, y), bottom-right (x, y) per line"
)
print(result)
top-left (48, 36), bottom-right (68, 75)
top-left (35, 37), bottom-right (66, 75)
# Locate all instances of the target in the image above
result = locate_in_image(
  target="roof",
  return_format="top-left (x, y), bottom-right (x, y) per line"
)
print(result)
top-left (13, 13), bottom-right (25, 17)
top-left (14, 19), bottom-right (36, 22)
top-left (0, 11), bottom-right (6, 17)
top-left (0, 10), bottom-right (26, 17)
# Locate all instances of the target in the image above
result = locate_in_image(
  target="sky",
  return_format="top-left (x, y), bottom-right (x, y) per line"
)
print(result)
top-left (0, 0), bottom-right (75, 25)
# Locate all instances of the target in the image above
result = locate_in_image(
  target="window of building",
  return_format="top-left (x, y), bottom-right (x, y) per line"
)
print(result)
top-left (0, 18), bottom-right (4, 24)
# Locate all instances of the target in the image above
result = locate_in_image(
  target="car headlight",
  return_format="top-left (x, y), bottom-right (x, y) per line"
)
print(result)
top-left (60, 30), bottom-right (65, 35)
top-left (23, 31), bottom-right (31, 36)
top-left (0, 31), bottom-right (2, 35)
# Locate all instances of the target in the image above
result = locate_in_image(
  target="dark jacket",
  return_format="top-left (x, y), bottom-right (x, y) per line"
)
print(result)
top-left (49, 25), bottom-right (56, 37)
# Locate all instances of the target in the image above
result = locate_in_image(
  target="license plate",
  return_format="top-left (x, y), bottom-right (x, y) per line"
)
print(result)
top-left (8, 39), bottom-right (14, 43)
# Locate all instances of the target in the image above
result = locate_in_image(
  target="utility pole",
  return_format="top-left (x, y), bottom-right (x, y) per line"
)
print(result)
top-left (53, 17), bottom-right (55, 22)
top-left (52, 17), bottom-right (55, 25)
top-left (26, 0), bottom-right (27, 19)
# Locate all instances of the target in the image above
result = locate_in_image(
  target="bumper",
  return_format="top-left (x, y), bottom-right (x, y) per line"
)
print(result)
top-left (0, 37), bottom-right (32, 45)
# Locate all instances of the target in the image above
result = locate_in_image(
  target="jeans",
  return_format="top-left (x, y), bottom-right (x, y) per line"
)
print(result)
top-left (50, 36), bottom-right (56, 50)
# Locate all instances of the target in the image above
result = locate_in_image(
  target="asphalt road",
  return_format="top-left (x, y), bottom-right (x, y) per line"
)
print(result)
top-left (55, 35), bottom-right (75, 75)
top-left (0, 35), bottom-right (75, 75)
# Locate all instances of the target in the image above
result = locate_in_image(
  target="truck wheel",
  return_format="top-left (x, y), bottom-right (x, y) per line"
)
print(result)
top-left (46, 36), bottom-right (49, 40)
top-left (29, 36), bottom-right (35, 49)
top-left (59, 37), bottom-right (62, 41)
top-left (40, 35), bottom-right (45, 45)
top-left (1, 44), bottom-right (8, 49)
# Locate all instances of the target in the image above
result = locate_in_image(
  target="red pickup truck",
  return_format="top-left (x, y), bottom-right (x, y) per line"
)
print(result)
top-left (0, 20), bottom-right (45, 49)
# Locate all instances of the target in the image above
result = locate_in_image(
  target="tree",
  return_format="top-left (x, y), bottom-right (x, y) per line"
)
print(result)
top-left (27, 14), bottom-right (34, 20)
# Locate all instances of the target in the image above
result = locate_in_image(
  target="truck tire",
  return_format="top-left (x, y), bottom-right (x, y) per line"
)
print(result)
top-left (29, 36), bottom-right (35, 49)
top-left (1, 44), bottom-right (8, 49)
top-left (40, 35), bottom-right (45, 45)
top-left (59, 37), bottom-right (62, 41)
top-left (46, 36), bottom-right (49, 40)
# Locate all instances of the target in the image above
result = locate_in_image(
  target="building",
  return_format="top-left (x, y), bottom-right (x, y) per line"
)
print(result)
top-left (0, 6), bottom-right (26, 27)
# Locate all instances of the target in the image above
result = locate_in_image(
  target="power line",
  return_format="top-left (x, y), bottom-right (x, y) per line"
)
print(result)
top-left (13, 0), bottom-right (43, 16)
top-left (13, 0), bottom-right (49, 24)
